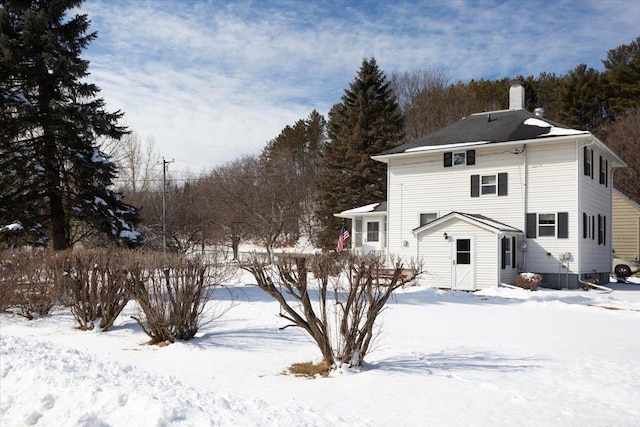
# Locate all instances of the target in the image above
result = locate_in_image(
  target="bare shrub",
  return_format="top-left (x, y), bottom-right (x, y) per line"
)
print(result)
top-left (49, 249), bottom-right (131, 331)
top-left (0, 250), bottom-right (57, 319)
top-left (243, 253), bottom-right (419, 369)
top-left (127, 251), bottom-right (233, 344)
top-left (515, 273), bottom-right (542, 291)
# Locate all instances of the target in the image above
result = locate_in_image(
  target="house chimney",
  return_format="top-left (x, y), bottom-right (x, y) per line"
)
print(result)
top-left (509, 80), bottom-right (525, 110)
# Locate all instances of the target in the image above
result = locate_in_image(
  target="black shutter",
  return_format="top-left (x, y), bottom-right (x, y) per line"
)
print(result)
top-left (597, 214), bottom-right (602, 245)
top-left (583, 212), bottom-right (588, 238)
top-left (511, 236), bottom-right (517, 268)
top-left (444, 152), bottom-right (452, 167)
top-left (471, 175), bottom-right (479, 197)
top-left (592, 215), bottom-right (595, 240)
top-left (467, 150), bottom-right (476, 165)
top-left (501, 237), bottom-right (506, 269)
top-left (526, 213), bottom-right (537, 238)
top-left (605, 160), bottom-right (608, 187)
top-left (604, 215), bottom-right (607, 245)
top-left (498, 173), bottom-right (508, 196)
top-left (558, 212), bottom-right (569, 238)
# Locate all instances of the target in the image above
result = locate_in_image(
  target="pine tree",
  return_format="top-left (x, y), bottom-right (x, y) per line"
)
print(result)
top-left (559, 64), bottom-right (609, 138)
top-left (316, 58), bottom-right (404, 249)
top-left (603, 36), bottom-right (640, 118)
top-left (0, 0), bottom-right (140, 249)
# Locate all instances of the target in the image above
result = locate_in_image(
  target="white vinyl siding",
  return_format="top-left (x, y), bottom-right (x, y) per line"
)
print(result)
top-left (416, 218), bottom-right (497, 289)
top-left (525, 141), bottom-right (579, 275)
top-left (612, 190), bottom-right (640, 260)
top-left (579, 144), bottom-right (613, 273)
top-left (387, 146), bottom-right (525, 261)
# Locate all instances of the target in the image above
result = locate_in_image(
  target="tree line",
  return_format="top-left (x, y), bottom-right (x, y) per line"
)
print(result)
top-left (1, 0), bottom-right (638, 252)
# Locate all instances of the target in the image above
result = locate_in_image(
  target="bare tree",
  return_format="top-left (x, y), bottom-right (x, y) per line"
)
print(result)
top-left (243, 253), bottom-right (419, 369)
top-left (103, 132), bottom-right (161, 195)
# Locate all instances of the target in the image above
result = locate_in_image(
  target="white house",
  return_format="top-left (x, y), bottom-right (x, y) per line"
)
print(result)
top-left (336, 82), bottom-right (626, 290)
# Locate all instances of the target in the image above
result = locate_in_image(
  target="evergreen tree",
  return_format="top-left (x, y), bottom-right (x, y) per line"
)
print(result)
top-left (603, 35), bottom-right (640, 118)
top-left (0, 0), bottom-right (140, 249)
top-left (316, 58), bottom-right (404, 249)
top-left (261, 110), bottom-right (326, 241)
top-left (559, 64), bottom-right (609, 138)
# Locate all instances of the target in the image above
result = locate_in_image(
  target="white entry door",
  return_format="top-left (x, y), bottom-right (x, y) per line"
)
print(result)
top-left (363, 219), bottom-right (381, 254)
top-left (452, 237), bottom-right (475, 290)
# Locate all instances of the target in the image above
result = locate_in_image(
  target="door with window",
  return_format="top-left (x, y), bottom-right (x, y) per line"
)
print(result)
top-left (452, 237), bottom-right (475, 290)
top-left (363, 219), bottom-right (381, 254)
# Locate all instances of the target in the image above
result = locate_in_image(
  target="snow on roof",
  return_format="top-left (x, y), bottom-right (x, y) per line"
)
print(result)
top-left (335, 202), bottom-right (387, 218)
top-left (523, 118), bottom-right (585, 136)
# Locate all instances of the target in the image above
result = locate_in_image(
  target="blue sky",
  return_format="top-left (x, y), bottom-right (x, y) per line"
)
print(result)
top-left (78, 0), bottom-right (640, 173)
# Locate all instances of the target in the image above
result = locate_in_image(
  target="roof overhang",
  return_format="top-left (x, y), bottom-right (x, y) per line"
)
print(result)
top-left (372, 133), bottom-right (626, 168)
top-left (334, 202), bottom-right (387, 219)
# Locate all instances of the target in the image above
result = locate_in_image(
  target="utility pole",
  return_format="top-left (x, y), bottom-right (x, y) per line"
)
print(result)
top-left (161, 157), bottom-right (174, 253)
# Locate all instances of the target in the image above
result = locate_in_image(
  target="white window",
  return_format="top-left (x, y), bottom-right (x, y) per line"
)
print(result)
top-left (366, 221), bottom-right (379, 242)
top-left (419, 213), bottom-right (437, 226)
top-left (454, 152), bottom-right (466, 165)
top-left (481, 175), bottom-right (497, 195)
top-left (354, 218), bottom-right (363, 246)
top-left (538, 213), bottom-right (556, 237)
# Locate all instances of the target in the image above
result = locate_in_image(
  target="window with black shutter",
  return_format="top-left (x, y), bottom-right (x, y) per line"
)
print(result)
top-left (584, 147), bottom-right (593, 178)
top-left (598, 214), bottom-right (603, 245)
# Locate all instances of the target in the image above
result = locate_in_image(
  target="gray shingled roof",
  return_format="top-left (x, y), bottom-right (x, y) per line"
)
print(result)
top-left (381, 109), bottom-right (586, 155)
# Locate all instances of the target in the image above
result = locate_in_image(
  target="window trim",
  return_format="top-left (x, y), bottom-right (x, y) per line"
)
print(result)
top-left (419, 213), bottom-right (438, 227)
top-left (538, 213), bottom-right (556, 237)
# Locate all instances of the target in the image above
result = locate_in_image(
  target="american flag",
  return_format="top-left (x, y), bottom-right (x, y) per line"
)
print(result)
top-left (336, 224), bottom-right (350, 252)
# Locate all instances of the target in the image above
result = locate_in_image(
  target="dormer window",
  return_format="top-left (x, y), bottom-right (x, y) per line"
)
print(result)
top-left (444, 150), bottom-right (476, 167)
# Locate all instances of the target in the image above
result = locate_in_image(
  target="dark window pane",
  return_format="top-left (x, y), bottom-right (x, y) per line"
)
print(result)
top-left (457, 239), bottom-right (470, 252)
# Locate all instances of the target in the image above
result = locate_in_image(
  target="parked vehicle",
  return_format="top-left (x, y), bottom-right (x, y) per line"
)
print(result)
top-left (613, 257), bottom-right (640, 278)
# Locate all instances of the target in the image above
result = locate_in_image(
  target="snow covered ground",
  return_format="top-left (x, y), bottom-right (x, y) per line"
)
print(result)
top-left (2, 272), bottom-right (640, 427)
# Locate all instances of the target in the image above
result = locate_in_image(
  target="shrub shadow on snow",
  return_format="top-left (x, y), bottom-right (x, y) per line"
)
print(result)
top-left (369, 350), bottom-right (542, 376)
top-left (189, 326), bottom-right (309, 351)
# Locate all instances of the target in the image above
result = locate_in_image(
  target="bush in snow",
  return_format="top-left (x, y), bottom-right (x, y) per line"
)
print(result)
top-left (127, 252), bottom-right (233, 344)
top-left (0, 250), bottom-right (58, 319)
top-left (515, 273), bottom-right (542, 291)
top-left (49, 249), bottom-right (131, 331)
top-left (242, 252), bottom-right (420, 369)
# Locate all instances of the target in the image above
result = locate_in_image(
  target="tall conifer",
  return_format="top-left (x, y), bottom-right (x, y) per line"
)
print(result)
top-left (0, 0), bottom-right (140, 249)
top-left (316, 58), bottom-right (404, 249)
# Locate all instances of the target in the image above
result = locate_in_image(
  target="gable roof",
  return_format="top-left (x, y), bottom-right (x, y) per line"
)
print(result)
top-left (413, 211), bottom-right (522, 236)
top-left (380, 110), bottom-right (586, 156)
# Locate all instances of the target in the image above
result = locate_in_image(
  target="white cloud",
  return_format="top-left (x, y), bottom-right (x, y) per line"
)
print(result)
top-left (78, 0), bottom-right (640, 172)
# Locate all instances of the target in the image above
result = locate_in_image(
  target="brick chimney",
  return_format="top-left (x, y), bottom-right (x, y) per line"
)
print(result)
top-left (509, 80), bottom-right (525, 110)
